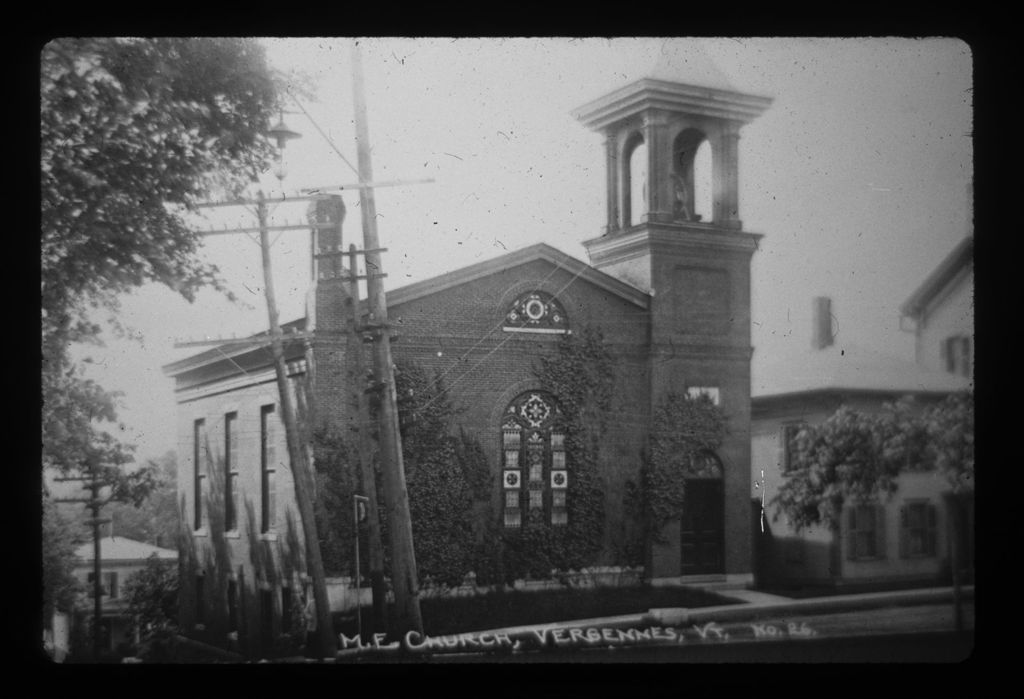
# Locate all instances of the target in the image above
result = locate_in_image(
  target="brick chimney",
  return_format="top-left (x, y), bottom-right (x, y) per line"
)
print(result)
top-left (812, 296), bottom-right (834, 349)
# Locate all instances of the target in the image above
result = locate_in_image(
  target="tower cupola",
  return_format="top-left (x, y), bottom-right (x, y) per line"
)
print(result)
top-left (573, 67), bottom-right (771, 234)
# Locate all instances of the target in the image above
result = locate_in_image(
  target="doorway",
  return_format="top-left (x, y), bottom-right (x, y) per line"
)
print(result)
top-left (680, 479), bottom-right (725, 575)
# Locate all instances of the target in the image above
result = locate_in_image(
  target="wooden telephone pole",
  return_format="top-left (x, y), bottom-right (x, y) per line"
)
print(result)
top-left (351, 43), bottom-right (423, 636)
top-left (344, 242), bottom-right (388, 634)
top-left (179, 47), bottom-right (428, 649)
top-left (54, 461), bottom-right (112, 659)
top-left (255, 190), bottom-right (338, 658)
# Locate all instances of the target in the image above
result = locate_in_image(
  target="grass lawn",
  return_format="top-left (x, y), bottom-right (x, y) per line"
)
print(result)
top-left (335, 585), bottom-right (735, 638)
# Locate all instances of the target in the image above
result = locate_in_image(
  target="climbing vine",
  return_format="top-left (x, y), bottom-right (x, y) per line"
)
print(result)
top-left (624, 391), bottom-right (728, 548)
top-left (395, 363), bottom-right (488, 588)
top-left (489, 326), bottom-right (615, 583)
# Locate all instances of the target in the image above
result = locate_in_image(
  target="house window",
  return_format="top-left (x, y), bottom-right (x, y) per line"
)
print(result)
top-left (193, 419), bottom-right (208, 531)
top-left (260, 588), bottom-right (274, 653)
top-left (500, 391), bottom-right (567, 528)
top-left (225, 412), bottom-right (239, 533)
top-left (227, 580), bottom-right (239, 633)
top-left (846, 505), bottom-right (885, 561)
top-left (781, 423), bottom-right (804, 473)
top-left (87, 571), bottom-right (117, 598)
top-left (196, 574), bottom-right (205, 625)
top-left (281, 586), bottom-right (293, 632)
top-left (942, 335), bottom-right (971, 378)
top-left (900, 501), bottom-right (938, 558)
top-left (260, 405), bottom-right (277, 533)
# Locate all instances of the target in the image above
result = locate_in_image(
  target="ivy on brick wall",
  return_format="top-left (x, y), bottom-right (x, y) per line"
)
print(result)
top-left (484, 326), bottom-right (614, 584)
top-left (624, 391), bottom-right (728, 549)
top-left (396, 363), bottom-right (489, 588)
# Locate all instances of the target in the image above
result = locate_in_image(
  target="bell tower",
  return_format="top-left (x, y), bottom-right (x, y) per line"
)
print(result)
top-left (573, 65), bottom-right (771, 583)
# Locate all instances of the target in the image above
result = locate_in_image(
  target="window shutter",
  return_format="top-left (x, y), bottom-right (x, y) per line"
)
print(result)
top-left (846, 508), bottom-right (856, 561)
top-left (874, 506), bottom-right (886, 559)
top-left (940, 337), bottom-right (950, 371)
top-left (927, 503), bottom-right (938, 556)
top-left (898, 506), bottom-right (908, 559)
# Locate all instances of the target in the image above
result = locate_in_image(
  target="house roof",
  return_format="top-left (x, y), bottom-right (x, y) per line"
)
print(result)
top-left (900, 236), bottom-right (973, 319)
top-left (752, 342), bottom-right (971, 401)
top-left (74, 536), bottom-right (178, 564)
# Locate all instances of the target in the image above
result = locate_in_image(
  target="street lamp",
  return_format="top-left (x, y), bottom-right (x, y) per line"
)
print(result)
top-left (267, 110), bottom-right (302, 181)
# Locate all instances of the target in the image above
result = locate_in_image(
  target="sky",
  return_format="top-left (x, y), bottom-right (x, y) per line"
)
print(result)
top-left (67, 37), bottom-right (974, 464)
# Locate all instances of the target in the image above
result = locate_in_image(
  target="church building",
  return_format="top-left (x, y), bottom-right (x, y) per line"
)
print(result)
top-left (164, 66), bottom-right (772, 656)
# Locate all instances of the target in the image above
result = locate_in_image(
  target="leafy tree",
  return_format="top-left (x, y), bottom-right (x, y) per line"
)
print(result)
top-left (103, 451), bottom-right (179, 547)
top-left (771, 391), bottom-right (974, 628)
top-left (123, 553), bottom-right (179, 644)
top-left (42, 496), bottom-right (85, 623)
top-left (771, 394), bottom-right (972, 532)
top-left (923, 391), bottom-right (974, 496)
top-left (41, 38), bottom-right (281, 485)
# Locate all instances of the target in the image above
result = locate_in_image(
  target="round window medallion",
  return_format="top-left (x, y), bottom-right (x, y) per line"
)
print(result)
top-left (525, 298), bottom-right (546, 320)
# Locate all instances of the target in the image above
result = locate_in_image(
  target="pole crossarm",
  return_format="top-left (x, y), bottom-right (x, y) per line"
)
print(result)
top-left (314, 246), bottom-right (387, 257)
top-left (300, 177), bottom-right (435, 194)
top-left (195, 194), bottom-right (336, 209)
top-left (196, 221), bottom-right (342, 238)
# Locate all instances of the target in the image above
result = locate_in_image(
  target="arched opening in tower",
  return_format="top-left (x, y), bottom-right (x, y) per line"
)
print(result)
top-left (625, 135), bottom-right (647, 228)
top-left (673, 129), bottom-right (712, 224)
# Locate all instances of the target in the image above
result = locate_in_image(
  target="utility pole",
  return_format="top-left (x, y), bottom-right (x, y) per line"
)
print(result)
top-left (345, 242), bottom-right (387, 634)
top-left (55, 460), bottom-right (112, 660)
top-left (255, 190), bottom-right (338, 658)
top-left (351, 43), bottom-right (423, 636)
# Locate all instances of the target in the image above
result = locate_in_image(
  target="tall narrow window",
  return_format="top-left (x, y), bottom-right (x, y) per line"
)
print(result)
top-left (225, 412), bottom-right (239, 533)
top-left (943, 335), bottom-right (971, 378)
top-left (900, 501), bottom-right (938, 558)
top-left (193, 419), bottom-right (208, 531)
top-left (227, 579), bottom-right (239, 633)
top-left (281, 586), bottom-right (292, 633)
top-left (781, 423), bottom-right (804, 473)
top-left (260, 588), bottom-right (274, 654)
top-left (260, 405), bottom-right (277, 533)
top-left (195, 574), bottom-right (205, 625)
top-left (103, 572), bottom-right (118, 599)
top-left (501, 391), bottom-right (567, 528)
top-left (846, 505), bottom-right (885, 561)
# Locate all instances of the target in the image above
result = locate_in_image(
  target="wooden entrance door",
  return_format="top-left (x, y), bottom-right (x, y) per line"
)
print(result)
top-left (680, 479), bottom-right (724, 575)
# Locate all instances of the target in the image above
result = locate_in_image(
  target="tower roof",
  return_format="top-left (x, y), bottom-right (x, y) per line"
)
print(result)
top-left (572, 77), bottom-right (772, 132)
top-left (646, 42), bottom-right (739, 92)
top-left (573, 41), bottom-right (771, 132)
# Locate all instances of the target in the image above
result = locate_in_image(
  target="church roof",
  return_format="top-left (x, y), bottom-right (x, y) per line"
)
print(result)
top-left (164, 243), bottom-right (648, 378)
top-left (75, 536), bottom-right (178, 565)
top-left (386, 242), bottom-right (649, 310)
top-left (752, 342), bottom-right (971, 401)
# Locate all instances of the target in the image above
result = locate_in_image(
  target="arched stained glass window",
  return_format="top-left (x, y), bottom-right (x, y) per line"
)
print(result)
top-left (503, 291), bottom-right (569, 334)
top-left (685, 450), bottom-right (724, 479)
top-left (501, 391), bottom-right (567, 528)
